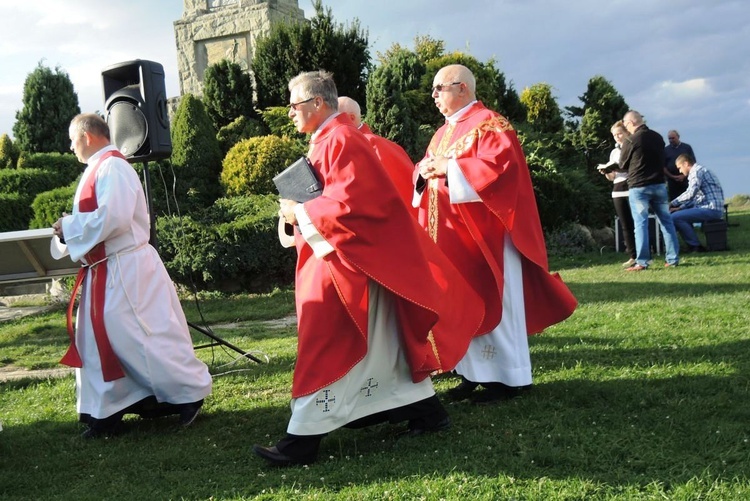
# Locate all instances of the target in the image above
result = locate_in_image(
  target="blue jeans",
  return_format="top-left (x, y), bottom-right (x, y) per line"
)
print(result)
top-left (628, 184), bottom-right (680, 266)
top-left (671, 208), bottom-right (724, 247)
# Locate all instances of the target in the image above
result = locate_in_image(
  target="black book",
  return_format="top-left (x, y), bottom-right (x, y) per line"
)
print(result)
top-left (272, 157), bottom-right (323, 202)
top-left (596, 160), bottom-right (619, 173)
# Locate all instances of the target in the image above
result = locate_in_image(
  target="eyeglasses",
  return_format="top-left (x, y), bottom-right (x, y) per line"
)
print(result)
top-left (288, 97), bottom-right (314, 110)
top-left (431, 82), bottom-right (462, 93)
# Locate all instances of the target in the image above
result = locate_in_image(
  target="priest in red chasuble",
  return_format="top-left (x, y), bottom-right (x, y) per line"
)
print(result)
top-left (414, 64), bottom-right (578, 404)
top-left (337, 96), bottom-right (416, 213)
top-left (253, 71), bottom-right (485, 467)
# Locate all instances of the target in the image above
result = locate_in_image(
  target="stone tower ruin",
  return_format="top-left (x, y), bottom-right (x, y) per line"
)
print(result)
top-left (174, 0), bottom-right (305, 97)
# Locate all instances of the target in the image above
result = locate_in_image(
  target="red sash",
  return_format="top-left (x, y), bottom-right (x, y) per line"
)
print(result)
top-left (60, 150), bottom-right (127, 382)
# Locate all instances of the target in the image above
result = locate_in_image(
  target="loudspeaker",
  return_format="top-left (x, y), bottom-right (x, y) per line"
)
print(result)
top-left (102, 59), bottom-right (172, 162)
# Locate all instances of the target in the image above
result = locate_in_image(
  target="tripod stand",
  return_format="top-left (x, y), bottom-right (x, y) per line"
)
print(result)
top-left (141, 161), bottom-right (262, 364)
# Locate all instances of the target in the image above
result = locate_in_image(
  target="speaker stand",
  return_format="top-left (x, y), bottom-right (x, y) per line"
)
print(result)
top-left (140, 161), bottom-right (261, 364)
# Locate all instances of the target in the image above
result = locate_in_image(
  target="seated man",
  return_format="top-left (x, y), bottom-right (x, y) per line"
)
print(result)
top-left (669, 153), bottom-right (725, 252)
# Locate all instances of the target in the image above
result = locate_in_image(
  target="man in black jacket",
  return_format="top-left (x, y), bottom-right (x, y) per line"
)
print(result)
top-left (619, 110), bottom-right (680, 270)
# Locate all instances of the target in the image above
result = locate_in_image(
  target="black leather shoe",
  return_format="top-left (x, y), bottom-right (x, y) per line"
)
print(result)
top-left (252, 445), bottom-right (316, 466)
top-left (404, 415), bottom-right (452, 437)
top-left (472, 383), bottom-right (532, 405)
top-left (179, 399), bottom-right (204, 427)
top-left (445, 378), bottom-right (478, 401)
top-left (80, 421), bottom-right (125, 439)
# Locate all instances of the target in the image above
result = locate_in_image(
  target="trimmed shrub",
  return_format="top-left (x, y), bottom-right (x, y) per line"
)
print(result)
top-left (17, 152), bottom-right (81, 185)
top-left (217, 116), bottom-right (268, 155)
top-left (170, 94), bottom-right (223, 212)
top-left (156, 194), bottom-right (295, 292)
top-left (221, 135), bottom-right (305, 196)
top-left (259, 107), bottom-right (305, 140)
top-left (0, 168), bottom-right (67, 200)
top-left (29, 182), bottom-right (77, 229)
top-left (0, 193), bottom-right (33, 231)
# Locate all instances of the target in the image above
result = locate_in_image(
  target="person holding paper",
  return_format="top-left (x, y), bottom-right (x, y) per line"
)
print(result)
top-left (414, 64), bottom-right (577, 404)
top-left (52, 113), bottom-right (211, 438)
top-left (253, 70), bottom-right (485, 467)
top-left (600, 120), bottom-right (636, 267)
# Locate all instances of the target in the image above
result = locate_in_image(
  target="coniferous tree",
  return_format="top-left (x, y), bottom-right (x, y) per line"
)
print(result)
top-left (13, 62), bottom-right (80, 153)
top-left (0, 134), bottom-right (18, 169)
top-left (565, 75), bottom-right (629, 166)
top-left (365, 48), bottom-right (424, 159)
top-left (252, 0), bottom-right (369, 109)
top-left (169, 94), bottom-right (223, 212)
top-left (203, 59), bottom-right (256, 130)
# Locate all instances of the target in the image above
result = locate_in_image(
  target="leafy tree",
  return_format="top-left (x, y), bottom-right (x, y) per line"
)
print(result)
top-left (565, 75), bottom-right (629, 167)
top-left (519, 83), bottom-right (564, 134)
top-left (169, 94), bottom-right (223, 212)
top-left (202, 59), bottom-right (256, 130)
top-left (252, 0), bottom-right (370, 110)
top-left (13, 62), bottom-right (80, 153)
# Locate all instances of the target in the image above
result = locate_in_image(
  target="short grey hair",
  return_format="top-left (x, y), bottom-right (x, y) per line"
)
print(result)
top-left (70, 113), bottom-right (110, 140)
top-left (288, 70), bottom-right (338, 111)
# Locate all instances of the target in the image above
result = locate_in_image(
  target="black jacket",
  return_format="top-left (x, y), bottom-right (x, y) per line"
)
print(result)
top-left (619, 125), bottom-right (666, 188)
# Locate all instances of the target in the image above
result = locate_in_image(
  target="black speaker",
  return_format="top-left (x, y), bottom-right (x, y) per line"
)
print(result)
top-left (102, 59), bottom-right (172, 162)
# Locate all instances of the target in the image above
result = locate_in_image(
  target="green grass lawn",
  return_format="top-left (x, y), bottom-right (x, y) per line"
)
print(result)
top-left (1, 211), bottom-right (750, 500)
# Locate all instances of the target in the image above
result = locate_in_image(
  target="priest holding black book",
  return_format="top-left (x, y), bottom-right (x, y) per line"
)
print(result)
top-left (252, 70), bottom-right (486, 467)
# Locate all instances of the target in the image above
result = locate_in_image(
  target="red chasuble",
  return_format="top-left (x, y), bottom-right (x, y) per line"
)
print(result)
top-left (61, 150), bottom-right (127, 381)
top-left (289, 114), bottom-right (485, 398)
top-left (417, 102), bottom-right (577, 336)
top-left (358, 123), bottom-right (416, 214)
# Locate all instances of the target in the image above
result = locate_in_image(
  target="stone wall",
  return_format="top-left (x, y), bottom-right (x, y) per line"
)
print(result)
top-left (174, 0), bottom-right (305, 98)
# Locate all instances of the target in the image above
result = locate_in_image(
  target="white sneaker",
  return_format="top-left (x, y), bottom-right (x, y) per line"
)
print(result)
top-left (622, 258), bottom-right (636, 267)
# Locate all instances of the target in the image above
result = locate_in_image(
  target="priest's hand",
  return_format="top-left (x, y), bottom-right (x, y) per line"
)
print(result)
top-left (52, 213), bottom-right (68, 240)
top-left (419, 156), bottom-right (448, 179)
top-left (279, 199), bottom-right (299, 226)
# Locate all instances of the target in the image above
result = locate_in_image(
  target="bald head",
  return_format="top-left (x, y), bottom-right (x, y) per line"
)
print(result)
top-left (337, 96), bottom-right (362, 127)
top-left (432, 64), bottom-right (476, 117)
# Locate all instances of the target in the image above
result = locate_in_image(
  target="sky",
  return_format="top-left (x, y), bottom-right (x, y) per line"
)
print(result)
top-left (1, 0), bottom-right (748, 197)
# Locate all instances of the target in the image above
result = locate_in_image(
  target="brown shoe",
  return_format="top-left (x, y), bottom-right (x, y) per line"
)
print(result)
top-left (626, 264), bottom-right (648, 271)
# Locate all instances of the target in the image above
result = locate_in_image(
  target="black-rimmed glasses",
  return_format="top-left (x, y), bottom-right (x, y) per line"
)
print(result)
top-left (288, 97), bottom-right (314, 110)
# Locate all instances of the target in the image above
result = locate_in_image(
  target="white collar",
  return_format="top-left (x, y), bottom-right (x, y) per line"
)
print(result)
top-left (446, 100), bottom-right (478, 125)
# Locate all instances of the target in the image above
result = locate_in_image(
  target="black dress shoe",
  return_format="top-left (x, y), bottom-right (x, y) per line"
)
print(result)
top-left (80, 421), bottom-right (125, 439)
top-left (445, 378), bottom-right (478, 401)
top-left (404, 415), bottom-right (452, 437)
top-left (472, 383), bottom-right (532, 405)
top-left (179, 399), bottom-right (204, 427)
top-left (252, 445), bottom-right (316, 466)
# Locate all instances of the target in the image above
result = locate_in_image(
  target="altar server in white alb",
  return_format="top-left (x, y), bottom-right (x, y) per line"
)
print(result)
top-left (52, 113), bottom-right (212, 438)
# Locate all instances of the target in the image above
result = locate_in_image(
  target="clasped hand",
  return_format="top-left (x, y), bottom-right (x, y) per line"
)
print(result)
top-left (419, 156), bottom-right (448, 179)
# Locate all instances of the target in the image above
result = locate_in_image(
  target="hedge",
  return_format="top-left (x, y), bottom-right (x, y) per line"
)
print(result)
top-left (0, 193), bottom-right (33, 232)
top-left (156, 194), bottom-right (295, 292)
top-left (29, 182), bottom-right (77, 229)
